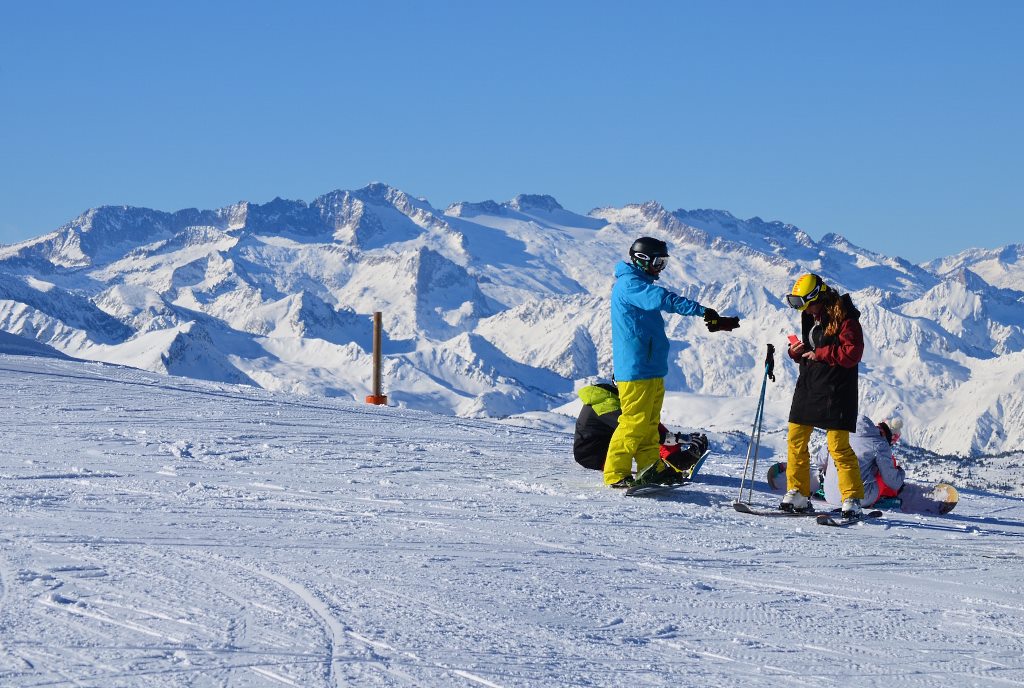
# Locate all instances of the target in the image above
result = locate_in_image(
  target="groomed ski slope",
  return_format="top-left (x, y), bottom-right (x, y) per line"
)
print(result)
top-left (1, 353), bottom-right (1023, 687)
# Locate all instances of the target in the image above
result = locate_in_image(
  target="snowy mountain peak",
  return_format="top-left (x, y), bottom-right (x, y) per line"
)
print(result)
top-left (444, 200), bottom-right (507, 217)
top-left (593, 201), bottom-right (675, 231)
top-left (628, 200), bottom-right (670, 218)
top-left (508, 194), bottom-right (564, 213)
top-left (820, 232), bottom-right (857, 250)
top-left (924, 244), bottom-right (1024, 294)
top-left (309, 185), bottom-right (452, 249)
top-left (673, 208), bottom-right (739, 225)
top-left (951, 267), bottom-right (993, 291)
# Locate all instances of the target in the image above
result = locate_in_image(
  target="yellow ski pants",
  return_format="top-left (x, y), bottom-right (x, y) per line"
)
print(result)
top-left (786, 422), bottom-right (864, 501)
top-left (603, 378), bottom-right (664, 485)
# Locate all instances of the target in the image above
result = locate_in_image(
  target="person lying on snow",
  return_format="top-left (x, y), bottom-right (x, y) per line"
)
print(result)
top-left (573, 382), bottom-right (708, 485)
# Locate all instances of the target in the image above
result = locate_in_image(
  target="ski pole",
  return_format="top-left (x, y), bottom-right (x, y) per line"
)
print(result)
top-left (747, 344), bottom-right (776, 500)
top-left (746, 380), bottom-right (768, 504)
top-left (736, 372), bottom-right (767, 503)
top-left (736, 344), bottom-right (775, 504)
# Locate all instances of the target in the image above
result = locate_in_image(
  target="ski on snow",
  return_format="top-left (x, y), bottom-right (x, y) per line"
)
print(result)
top-left (734, 500), bottom-right (884, 526)
top-left (732, 501), bottom-right (826, 517)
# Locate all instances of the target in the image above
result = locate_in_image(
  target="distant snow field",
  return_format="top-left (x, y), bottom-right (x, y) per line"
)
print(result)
top-left (3, 353), bottom-right (1023, 687)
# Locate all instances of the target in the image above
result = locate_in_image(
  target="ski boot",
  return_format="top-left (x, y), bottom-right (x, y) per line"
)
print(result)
top-left (841, 498), bottom-right (863, 519)
top-left (779, 490), bottom-right (814, 513)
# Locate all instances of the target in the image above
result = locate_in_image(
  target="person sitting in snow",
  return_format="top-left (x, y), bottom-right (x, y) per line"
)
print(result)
top-left (811, 414), bottom-right (957, 514)
top-left (573, 382), bottom-right (708, 484)
top-left (771, 413), bottom-right (954, 514)
top-left (813, 414), bottom-right (905, 507)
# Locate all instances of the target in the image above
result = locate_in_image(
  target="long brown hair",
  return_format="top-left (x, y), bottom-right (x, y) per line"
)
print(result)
top-left (821, 289), bottom-right (847, 337)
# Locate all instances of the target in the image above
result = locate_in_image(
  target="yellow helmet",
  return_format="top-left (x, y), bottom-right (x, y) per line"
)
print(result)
top-left (786, 273), bottom-right (827, 310)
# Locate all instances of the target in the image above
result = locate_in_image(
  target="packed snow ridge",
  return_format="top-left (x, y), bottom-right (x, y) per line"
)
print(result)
top-left (3, 353), bottom-right (1024, 686)
top-left (2, 183), bottom-right (1023, 460)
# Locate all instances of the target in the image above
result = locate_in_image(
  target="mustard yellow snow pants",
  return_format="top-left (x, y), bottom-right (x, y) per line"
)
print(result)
top-left (603, 378), bottom-right (664, 485)
top-left (786, 422), bottom-right (864, 501)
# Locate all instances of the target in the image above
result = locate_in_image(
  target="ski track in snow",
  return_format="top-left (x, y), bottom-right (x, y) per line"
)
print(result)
top-left (2, 354), bottom-right (1024, 687)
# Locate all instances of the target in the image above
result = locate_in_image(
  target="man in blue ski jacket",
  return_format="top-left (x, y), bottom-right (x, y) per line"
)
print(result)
top-left (604, 236), bottom-right (741, 487)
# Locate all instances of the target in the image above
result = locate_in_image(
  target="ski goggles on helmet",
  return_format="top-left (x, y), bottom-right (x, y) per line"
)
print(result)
top-left (634, 252), bottom-right (669, 271)
top-left (785, 281), bottom-right (823, 310)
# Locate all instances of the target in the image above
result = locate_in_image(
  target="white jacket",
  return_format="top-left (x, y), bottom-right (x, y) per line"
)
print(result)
top-left (815, 414), bottom-right (905, 506)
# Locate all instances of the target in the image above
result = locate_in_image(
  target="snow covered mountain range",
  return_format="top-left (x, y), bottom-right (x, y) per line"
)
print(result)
top-left (2, 183), bottom-right (1022, 457)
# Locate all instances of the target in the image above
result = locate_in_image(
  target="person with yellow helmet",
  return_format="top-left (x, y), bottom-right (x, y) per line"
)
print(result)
top-left (781, 273), bottom-right (866, 517)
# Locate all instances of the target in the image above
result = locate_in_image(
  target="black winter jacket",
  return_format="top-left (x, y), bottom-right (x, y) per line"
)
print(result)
top-left (788, 293), bottom-right (864, 432)
top-left (573, 384), bottom-right (621, 470)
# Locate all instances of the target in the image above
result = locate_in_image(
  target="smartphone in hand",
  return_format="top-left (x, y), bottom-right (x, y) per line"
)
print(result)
top-left (787, 334), bottom-right (800, 347)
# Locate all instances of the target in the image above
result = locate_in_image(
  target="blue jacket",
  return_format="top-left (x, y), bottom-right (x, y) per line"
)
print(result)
top-left (611, 261), bottom-right (705, 381)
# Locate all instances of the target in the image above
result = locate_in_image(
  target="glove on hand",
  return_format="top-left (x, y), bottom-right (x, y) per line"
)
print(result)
top-left (717, 316), bottom-right (741, 331)
top-left (704, 308), bottom-right (741, 332)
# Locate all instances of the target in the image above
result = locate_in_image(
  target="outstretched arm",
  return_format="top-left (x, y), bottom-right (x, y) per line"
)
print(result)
top-left (619, 279), bottom-right (705, 316)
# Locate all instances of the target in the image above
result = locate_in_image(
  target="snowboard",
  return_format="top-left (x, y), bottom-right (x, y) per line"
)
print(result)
top-left (766, 461), bottom-right (786, 491)
top-left (897, 482), bottom-right (959, 515)
top-left (624, 450), bottom-right (710, 497)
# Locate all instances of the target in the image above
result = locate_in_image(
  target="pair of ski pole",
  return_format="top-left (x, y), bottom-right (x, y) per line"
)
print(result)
top-left (736, 343), bottom-right (775, 505)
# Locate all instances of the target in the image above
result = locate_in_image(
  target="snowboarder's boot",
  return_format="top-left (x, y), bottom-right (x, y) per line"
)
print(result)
top-left (609, 476), bottom-right (635, 489)
top-left (841, 498), bottom-right (863, 519)
top-left (662, 448), bottom-right (698, 474)
top-left (662, 433), bottom-right (708, 474)
top-left (634, 461), bottom-right (678, 487)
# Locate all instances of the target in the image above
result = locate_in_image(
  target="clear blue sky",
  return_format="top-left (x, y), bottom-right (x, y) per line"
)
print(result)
top-left (1, 1), bottom-right (1021, 263)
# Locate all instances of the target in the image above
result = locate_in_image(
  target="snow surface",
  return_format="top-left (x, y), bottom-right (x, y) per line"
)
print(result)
top-left (2, 351), bottom-right (1024, 687)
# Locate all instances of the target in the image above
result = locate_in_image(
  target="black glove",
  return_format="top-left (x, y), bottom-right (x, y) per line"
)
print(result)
top-left (718, 316), bottom-right (741, 331)
top-left (704, 308), bottom-right (741, 332)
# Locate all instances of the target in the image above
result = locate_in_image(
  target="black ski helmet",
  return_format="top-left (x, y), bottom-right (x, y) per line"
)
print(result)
top-left (629, 236), bottom-right (669, 275)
